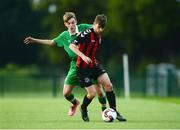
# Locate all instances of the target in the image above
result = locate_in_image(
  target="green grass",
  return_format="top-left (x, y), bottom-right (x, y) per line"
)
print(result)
top-left (0, 96), bottom-right (180, 129)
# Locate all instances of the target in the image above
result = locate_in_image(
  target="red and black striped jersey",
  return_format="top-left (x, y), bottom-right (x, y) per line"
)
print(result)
top-left (71, 28), bottom-right (102, 69)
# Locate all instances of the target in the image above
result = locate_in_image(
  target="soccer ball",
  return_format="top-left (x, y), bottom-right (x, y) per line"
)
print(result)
top-left (102, 108), bottom-right (117, 122)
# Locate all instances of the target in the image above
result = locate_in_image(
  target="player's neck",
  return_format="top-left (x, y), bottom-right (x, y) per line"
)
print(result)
top-left (92, 26), bottom-right (99, 34)
top-left (69, 25), bottom-right (78, 36)
top-left (69, 30), bottom-right (76, 35)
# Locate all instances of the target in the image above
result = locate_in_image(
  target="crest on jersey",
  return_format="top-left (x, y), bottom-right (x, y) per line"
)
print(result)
top-left (91, 39), bottom-right (95, 42)
top-left (84, 77), bottom-right (90, 83)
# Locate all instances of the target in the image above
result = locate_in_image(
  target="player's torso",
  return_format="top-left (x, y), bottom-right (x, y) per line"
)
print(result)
top-left (77, 28), bottom-right (102, 68)
top-left (55, 24), bottom-right (92, 58)
top-left (61, 33), bottom-right (77, 58)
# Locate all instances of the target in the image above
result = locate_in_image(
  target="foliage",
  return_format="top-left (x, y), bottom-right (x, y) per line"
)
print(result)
top-left (0, 0), bottom-right (180, 73)
top-left (107, 0), bottom-right (180, 68)
top-left (0, 0), bottom-right (46, 67)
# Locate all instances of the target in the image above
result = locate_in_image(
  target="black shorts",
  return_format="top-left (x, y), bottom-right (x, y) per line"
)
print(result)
top-left (77, 65), bottom-right (106, 88)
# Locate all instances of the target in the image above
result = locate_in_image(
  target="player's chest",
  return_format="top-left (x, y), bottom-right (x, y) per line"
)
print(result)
top-left (87, 33), bottom-right (101, 44)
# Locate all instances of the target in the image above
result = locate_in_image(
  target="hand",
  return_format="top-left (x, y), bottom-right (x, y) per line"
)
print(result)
top-left (24, 36), bottom-right (35, 44)
top-left (82, 55), bottom-right (92, 64)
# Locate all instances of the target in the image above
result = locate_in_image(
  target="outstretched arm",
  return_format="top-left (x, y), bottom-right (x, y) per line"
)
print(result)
top-left (24, 36), bottom-right (55, 46)
top-left (69, 44), bottom-right (92, 64)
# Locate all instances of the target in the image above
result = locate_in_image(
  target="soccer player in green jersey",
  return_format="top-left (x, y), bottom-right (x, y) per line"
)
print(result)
top-left (24, 12), bottom-right (106, 116)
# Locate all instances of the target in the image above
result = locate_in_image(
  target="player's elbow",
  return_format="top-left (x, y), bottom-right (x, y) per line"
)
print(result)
top-left (69, 44), bottom-right (76, 50)
top-left (50, 40), bottom-right (55, 46)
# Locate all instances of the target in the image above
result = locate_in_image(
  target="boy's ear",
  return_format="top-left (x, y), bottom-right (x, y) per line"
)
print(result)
top-left (64, 22), bottom-right (68, 27)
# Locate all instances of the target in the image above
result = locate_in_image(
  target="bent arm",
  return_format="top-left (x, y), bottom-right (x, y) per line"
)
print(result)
top-left (24, 36), bottom-right (55, 46)
top-left (69, 44), bottom-right (92, 64)
top-left (69, 44), bottom-right (84, 59)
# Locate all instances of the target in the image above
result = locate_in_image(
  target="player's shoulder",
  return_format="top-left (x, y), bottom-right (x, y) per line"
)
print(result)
top-left (77, 23), bottom-right (92, 31)
top-left (79, 28), bottom-right (92, 38)
top-left (78, 23), bottom-right (91, 27)
top-left (81, 28), bottom-right (92, 33)
top-left (53, 30), bottom-right (69, 42)
top-left (59, 30), bottom-right (69, 37)
top-left (55, 30), bottom-right (69, 39)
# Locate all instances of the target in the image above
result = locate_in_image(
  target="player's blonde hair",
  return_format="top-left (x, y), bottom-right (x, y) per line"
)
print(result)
top-left (63, 12), bottom-right (77, 23)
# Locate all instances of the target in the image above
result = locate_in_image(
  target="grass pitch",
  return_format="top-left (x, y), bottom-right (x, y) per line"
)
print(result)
top-left (0, 96), bottom-right (180, 129)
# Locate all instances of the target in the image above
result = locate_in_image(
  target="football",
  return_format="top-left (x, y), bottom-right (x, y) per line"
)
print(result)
top-left (102, 108), bottom-right (117, 122)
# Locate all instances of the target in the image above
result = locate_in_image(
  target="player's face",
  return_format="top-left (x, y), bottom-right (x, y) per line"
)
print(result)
top-left (64, 18), bottom-right (77, 34)
top-left (93, 23), bottom-right (104, 34)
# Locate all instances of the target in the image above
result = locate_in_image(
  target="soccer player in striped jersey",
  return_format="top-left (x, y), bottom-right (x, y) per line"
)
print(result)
top-left (70, 14), bottom-right (126, 122)
top-left (24, 12), bottom-right (106, 116)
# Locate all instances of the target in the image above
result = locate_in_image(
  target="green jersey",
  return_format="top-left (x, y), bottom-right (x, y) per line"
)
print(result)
top-left (53, 24), bottom-right (92, 58)
top-left (53, 24), bottom-right (92, 85)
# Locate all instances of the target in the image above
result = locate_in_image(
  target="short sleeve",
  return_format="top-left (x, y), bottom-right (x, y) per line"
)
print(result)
top-left (53, 32), bottom-right (67, 47)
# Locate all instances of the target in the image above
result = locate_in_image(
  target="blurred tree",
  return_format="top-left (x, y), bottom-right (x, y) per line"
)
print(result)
top-left (1, 0), bottom-right (180, 72)
top-left (30, 0), bottom-right (108, 67)
top-left (107, 0), bottom-right (180, 70)
top-left (0, 0), bottom-right (45, 67)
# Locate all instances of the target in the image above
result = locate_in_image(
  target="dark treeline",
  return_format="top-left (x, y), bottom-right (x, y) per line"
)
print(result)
top-left (0, 0), bottom-right (180, 73)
